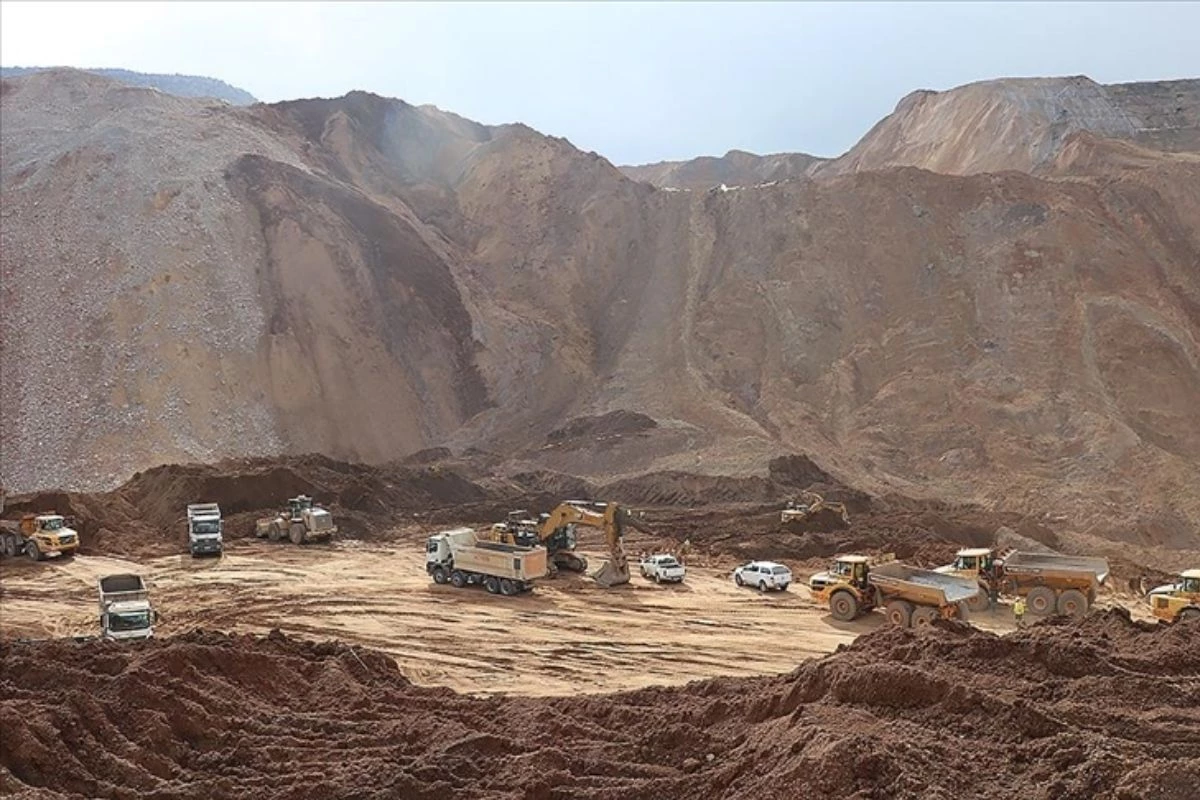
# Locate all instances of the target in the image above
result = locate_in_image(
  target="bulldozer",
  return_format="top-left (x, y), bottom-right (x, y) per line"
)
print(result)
top-left (485, 500), bottom-right (645, 587)
top-left (780, 491), bottom-right (849, 527)
top-left (255, 495), bottom-right (337, 545)
top-left (1146, 569), bottom-right (1200, 623)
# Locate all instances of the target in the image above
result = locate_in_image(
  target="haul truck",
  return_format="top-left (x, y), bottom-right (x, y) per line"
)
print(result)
top-left (0, 513), bottom-right (80, 561)
top-left (98, 574), bottom-right (158, 641)
top-left (936, 548), bottom-right (1110, 617)
top-left (426, 527), bottom-right (548, 595)
top-left (810, 554), bottom-right (981, 627)
top-left (186, 503), bottom-right (223, 557)
top-left (1146, 569), bottom-right (1200, 624)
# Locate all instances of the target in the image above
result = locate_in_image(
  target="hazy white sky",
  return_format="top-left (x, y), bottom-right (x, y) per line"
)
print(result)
top-left (1, 1), bottom-right (1196, 164)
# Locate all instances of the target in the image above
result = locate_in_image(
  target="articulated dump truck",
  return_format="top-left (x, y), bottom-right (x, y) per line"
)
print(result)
top-left (0, 512), bottom-right (80, 561)
top-left (426, 527), bottom-right (548, 596)
top-left (936, 548), bottom-right (1110, 617)
top-left (810, 554), bottom-right (981, 627)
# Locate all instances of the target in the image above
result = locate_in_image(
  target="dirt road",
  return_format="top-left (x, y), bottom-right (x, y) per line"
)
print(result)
top-left (0, 539), bottom-right (1043, 696)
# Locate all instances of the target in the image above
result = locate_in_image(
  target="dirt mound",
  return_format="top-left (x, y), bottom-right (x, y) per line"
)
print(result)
top-left (3, 610), bottom-right (1195, 799)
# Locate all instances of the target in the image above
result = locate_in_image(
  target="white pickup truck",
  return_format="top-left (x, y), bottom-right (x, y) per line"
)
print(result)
top-left (640, 554), bottom-right (686, 583)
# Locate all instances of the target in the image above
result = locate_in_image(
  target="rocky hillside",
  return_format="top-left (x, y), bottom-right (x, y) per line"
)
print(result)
top-left (0, 66), bottom-right (256, 105)
top-left (620, 149), bottom-right (826, 190)
top-left (2, 68), bottom-right (1198, 548)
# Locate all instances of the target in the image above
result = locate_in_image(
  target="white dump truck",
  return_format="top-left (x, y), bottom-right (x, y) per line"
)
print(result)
top-left (426, 527), bottom-right (548, 595)
top-left (98, 574), bottom-right (158, 641)
top-left (186, 503), bottom-right (223, 557)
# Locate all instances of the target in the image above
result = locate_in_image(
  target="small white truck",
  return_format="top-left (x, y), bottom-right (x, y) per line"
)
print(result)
top-left (426, 527), bottom-right (548, 595)
top-left (186, 503), bottom-right (223, 557)
top-left (640, 554), bottom-right (686, 583)
top-left (98, 574), bottom-right (158, 641)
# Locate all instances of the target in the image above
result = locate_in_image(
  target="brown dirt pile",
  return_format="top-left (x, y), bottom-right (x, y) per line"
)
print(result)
top-left (2, 609), bottom-right (1196, 799)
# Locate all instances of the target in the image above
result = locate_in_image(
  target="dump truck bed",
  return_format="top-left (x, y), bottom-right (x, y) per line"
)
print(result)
top-left (869, 561), bottom-right (980, 606)
top-left (1002, 552), bottom-right (1110, 582)
top-left (452, 542), bottom-right (548, 581)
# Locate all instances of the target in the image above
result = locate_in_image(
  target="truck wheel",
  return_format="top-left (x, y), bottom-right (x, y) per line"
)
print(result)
top-left (955, 602), bottom-right (971, 622)
top-left (758, 580), bottom-right (768, 592)
top-left (1, 534), bottom-right (14, 558)
top-left (735, 574), bottom-right (744, 587)
top-left (1026, 586), bottom-right (1056, 616)
top-left (885, 600), bottom-right (914, 628)
top-left (431, 567), bottom-right (448, 584)
top-left (829, 590), bottom-right (859, 621)
top-left (655, 573), bottom-right (662, 584)
top-left (268, 523), bottom-right (282, 542)
top-left (966, 590), bottom-right (990, 613)
top-left (1057, 589), bottom-right (1088, 618)
top-left (450, 570), bottom-right (467, 588)
top-left (485, 576), bottom-right (500, 594)
top-left (289, 523), bottom-right (305, 545)
top-left (500, 579), bottom-right (516, 596)
top-left (26, 541), bottom-right (41, 562)
top-left (911, 607), bottom-right (939, 628)
top-left (1179, 609), bottom-right (1200, 622)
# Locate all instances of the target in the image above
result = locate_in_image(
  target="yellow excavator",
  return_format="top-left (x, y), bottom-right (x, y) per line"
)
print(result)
top-left (485, 501), bottom-right (642, 587)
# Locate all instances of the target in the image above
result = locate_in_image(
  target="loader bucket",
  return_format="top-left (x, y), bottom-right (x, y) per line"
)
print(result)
top-left (593, 560), bottom-right (631, 588)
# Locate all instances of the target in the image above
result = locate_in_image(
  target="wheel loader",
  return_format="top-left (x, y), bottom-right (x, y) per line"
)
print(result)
top-left (255, 495), bottom-right (337, 545)
top-left (1146, 569), bottom-right (1200, 623)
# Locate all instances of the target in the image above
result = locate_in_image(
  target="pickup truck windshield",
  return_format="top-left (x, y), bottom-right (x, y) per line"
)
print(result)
top-left (109, 612), bottom-right (151, 632)
top-left (657, 558), bottom-right (679, 567)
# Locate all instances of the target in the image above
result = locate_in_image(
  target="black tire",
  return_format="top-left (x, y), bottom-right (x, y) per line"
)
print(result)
top-left (912, 607), bottom-right (940, 628)
top-left (485, 576), bottom-right (500, 594)
top-left (829, 590), bottom-right (859, 621)
top-left (450, 570), bottom-right (467, 588)
top-left (1179, 609), bottom-right (1200, 622)
top-left (655, 574), bottom-right (662, 584)
top-left (955, 601), bottom-right (971, 622)
top-left (27, 541), bottom-right (41, 562)
top-left (885, 600), bottom-right (914, 628)
top-left (500, 579), bottom-right (516, 596)
top-left (779, 583), bottom-right (789, 592)
top-left (1057, 589), bottom-right (1088, 618)
top-left (735, 573), bottom-right (744, 587)
top-left (966, 590), bottom-right (991, 613)
top-left (1, 535), bottom-right (15, 558)
top-left (1026, 586), bottom-right (1056, 616)
top-left (758, 580), bottom-right (769, 592)
top-left (289, 523), bottom-right (305, 545)
top-left (268, 523), bottom-right (282, 543)
top-left (432, 567), bottom-right (448, 584)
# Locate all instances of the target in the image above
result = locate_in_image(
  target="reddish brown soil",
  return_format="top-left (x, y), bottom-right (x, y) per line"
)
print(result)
top-left (1, 453), bottom-right (1068, 572)
top-left (2, 609), bottom-right (1196, 799)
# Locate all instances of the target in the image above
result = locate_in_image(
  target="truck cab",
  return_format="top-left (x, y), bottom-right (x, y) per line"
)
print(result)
top-left (809, 554), bottom-right (875, 593)
top-left (936, 548), bottom-right (996, 579)
top-left (1147, 569), bottom-right (1200, 623)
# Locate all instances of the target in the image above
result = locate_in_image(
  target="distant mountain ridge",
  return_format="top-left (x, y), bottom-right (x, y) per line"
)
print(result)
top-left (0, 66), bottom-right (256, 105)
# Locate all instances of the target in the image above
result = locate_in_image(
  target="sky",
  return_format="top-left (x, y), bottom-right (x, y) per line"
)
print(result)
top-left (1, 1), bottom-right (1196, 164)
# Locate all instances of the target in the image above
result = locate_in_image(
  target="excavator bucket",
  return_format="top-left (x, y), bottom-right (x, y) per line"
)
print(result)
top-left (593, 559), bottom-right (631, 588)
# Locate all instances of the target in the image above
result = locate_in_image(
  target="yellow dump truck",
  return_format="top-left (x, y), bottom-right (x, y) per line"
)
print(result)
top-left (0, 513), bottom-right (80, 561)
top-left (936, 548), bottom-right (1110, 617)
top-left (426, 527), bottom-right (548, 595)
top-left (810, 554), bottom-right (981, 627)
top-left (1146, 570), bottom-right (1200, 624)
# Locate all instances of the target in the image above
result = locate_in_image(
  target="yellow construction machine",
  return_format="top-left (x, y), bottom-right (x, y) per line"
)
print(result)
top-left (781, 491), bottom-right (849, 527)
top-left (485, 501), bottom-right (641, 587)
top-left (1146, 569), bottom-right (1200, 623)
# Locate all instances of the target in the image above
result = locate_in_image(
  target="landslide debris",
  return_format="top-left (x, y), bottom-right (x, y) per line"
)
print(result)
top-left (2, 609), bottom-right (1195, 799)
